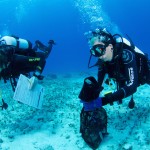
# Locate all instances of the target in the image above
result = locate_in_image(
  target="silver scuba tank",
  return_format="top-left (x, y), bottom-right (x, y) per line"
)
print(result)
top-left (0, 36), bottom-right (32, 49)
top-left (116, 37), bottom-right (144, 55)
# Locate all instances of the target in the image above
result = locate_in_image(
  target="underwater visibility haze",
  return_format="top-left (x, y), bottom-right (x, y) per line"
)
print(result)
top-left (0, 1), bottom-right (150, 150)
top-left (0, 0), bottom-right (150, 74)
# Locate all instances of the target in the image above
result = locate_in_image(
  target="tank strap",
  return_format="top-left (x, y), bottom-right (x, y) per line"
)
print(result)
top-left (16, 40), bottom-right (19, 49)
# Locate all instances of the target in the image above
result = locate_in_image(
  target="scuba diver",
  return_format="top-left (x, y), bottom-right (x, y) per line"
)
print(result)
top-left (78, 28), bottom-right (150, 149)
top-left (83, 28), bottom-right (150, 107)
top-left (0, 35), bottom-right (55, 91)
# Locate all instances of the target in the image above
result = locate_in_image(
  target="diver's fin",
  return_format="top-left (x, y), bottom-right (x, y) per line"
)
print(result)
top-left (48, 40), bottom-right (56, 45)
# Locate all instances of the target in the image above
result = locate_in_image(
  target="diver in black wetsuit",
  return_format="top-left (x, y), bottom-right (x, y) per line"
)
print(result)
top-left (78, 28), bottom-right (150, 149)
top-left (0, 35), bottom-right (55, 90)
top-left (79, 28), bottom-right (150, 108)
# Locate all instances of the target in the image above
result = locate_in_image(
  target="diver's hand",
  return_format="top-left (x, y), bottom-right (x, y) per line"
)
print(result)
top-left (28, 76), bottom-right (38, 90)
top-left (101, 92), bottom-right (114, 106)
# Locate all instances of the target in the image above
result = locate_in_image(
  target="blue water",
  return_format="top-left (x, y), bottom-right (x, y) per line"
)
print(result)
top-left (0, 0), bottom-right (149, 74)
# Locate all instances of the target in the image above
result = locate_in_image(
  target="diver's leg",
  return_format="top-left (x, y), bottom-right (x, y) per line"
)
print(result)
top-left (35, 40), bottom-right (46, 51)
top-left (35, 40), bottom-right (55, 58)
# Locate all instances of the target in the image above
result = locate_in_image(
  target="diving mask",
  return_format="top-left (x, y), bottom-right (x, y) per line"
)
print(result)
top-left (90, 44), bottom-right (106, 57)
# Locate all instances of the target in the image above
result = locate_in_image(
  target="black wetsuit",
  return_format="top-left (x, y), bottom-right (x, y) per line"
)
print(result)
top-left (98, 48), bottom-right (149, 105)
top-left (9, 49), bottom-right (46, 77)
top-left (0, 42), bottom-right (53, 80)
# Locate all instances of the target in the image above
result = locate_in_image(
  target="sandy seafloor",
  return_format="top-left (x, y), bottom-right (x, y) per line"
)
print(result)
top-left (0, 71), bottom-right (150, 150)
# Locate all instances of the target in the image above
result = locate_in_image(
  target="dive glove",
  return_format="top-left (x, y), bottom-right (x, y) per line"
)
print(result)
top-left (101, 92), bottom-right (114, 106)
top-left (28, 76), bottom-right (39, 90)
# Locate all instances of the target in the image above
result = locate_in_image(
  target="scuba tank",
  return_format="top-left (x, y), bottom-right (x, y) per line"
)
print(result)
top-left (0, 36), bottom-right (32, 49)
top-left (115, 37), bottom-right (145, 55)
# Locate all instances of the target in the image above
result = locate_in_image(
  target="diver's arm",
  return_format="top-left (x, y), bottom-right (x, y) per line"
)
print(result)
top-left (124, 55), bottom-right (138, 93)
top-left (118, 50), bottom-right (138, 97)
top-left (101, 50), bottom-right (138, 105)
